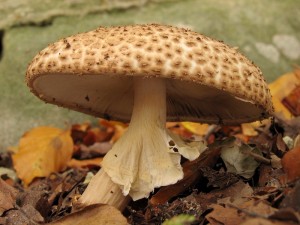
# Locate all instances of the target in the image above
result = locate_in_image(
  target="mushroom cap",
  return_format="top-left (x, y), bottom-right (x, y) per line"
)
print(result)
top-left (26, 24), bottom-right (273, 125)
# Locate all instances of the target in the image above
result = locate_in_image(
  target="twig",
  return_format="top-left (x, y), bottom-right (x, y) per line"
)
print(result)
top-left (241, 148), bottom-right (271, 165)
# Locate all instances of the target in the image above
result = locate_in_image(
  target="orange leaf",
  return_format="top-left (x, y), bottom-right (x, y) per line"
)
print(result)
top-left (99, 119), bottom-right (127, 143)
top-left (67, 157), bottom-right (103, 169)
top-left (281, 147), bottom-right (300, 182)
top-left (12, 126), bottom-right (73, 186)
top-left (281, 86), bottom-right (300, 116)
top-left (268, 69), bottom-right (300, 118)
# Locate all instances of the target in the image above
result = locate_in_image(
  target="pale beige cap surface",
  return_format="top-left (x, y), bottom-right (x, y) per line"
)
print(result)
top-left (26, 24), bottom-right (273, 125)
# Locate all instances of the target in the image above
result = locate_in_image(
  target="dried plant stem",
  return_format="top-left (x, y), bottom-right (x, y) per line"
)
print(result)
top-left (242, 148), bottom-right (271, 165)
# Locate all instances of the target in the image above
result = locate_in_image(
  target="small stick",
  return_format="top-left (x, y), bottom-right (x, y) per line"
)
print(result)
top-left (241, 148), bottom-right (271, 165)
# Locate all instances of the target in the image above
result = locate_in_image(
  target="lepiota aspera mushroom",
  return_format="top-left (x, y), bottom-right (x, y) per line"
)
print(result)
top-left (26, 24), bottom-right (273, 210)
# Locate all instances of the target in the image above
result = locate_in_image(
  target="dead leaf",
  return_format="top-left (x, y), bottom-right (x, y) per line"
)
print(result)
top-left (220, 138), bottom-right (262, 179)
top-left (279, 181), bottom-right (300, 212)
top-left (282, 86), bottom-right (300, 116)
top-left (12, 126), bottom-right (74, 186)
top-left (146, 195), bottom-right (201, 224)
top-left (216, 180), bottom-right (253, 206)
top-left (272, 96), bottom-right (294, 119)
top-left (0, 178), bottom-right (17, 216)
top-left (67, 157), bottom-right (103, 169)
top-left (241, 123), bottom-right (258, 137)
top-left (50, 204), bottom-right (128, 225)
top-left (207, 198), bottom-right (278, 225)
top-left (241, 218), bottom-right (297, 225)
top-left (149, 147), bottom-right (221, 205)
top-left (270, 154), bottom-right (282, 169)
top-left (5, 204), bottom-right (45, 225)
top-left (268, 69), bottom-right (300, 119)
top-left (200, 167), bottom-right (239, 189)
top-left (46, 169), bottom-right (87, 219)
top-left (269, 208), bottom-right (300, 224)
top-left (239, 199), bottom-right (277, 217)
top-left (180, 122), bottom-right (209, 136)
top-left (98, 119), bottom-right (128, 144)
top-left (206, 204), bottom-right (245, 225)
top-left (281, 147), bottom-right (300, 182)
top-left (166, 122), bottom-right (194, 138)
top-left (295, 134), bottom-right (300, 148)
top-left (71, 123), bottom-right (114, 145)
top-left (194, 180), bottom-right (253, 213)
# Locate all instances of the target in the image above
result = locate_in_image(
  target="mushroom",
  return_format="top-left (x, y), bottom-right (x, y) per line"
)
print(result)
top-left (26, 24), bottom-right (273, 210)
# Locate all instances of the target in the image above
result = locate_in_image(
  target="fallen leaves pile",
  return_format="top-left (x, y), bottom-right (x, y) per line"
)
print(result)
top-left (0, 69), bottom-right (300, 225)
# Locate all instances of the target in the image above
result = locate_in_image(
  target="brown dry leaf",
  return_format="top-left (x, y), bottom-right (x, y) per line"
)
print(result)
top-left (239, 199), bottom-right (277, 217)
top-left (241, 218), bottom-right (297, 225)
top-left (5, 204), bottom-right (45, 225)
top-left (149, 147), bottom-right (221, 205)
top-left (217, 180), bottom-right (253, 206)
top-left (207, 198), bottom-right (278, 225)
top-left (50, 204), bottom-right (128, 225)
top-left (180, 122), bottom-right (209, 136)
top-left (67, 157), bottom-right (103, 169)
top-left (0, 178), bottom-right (17, 216)
top-left (281, 147), bottom-right (300, 182)
top-left (206, 204), bottom-right (245, 225)
top-left (270, 208), bottom-right (300, 224)
top-left (294, 134), bottom-right (300, 148)
top-left (200, 167), bottom-right (239, 189)
top-left (12, 126), bottom-right (73, 186)
top-left (71, 122), bottom-right (114, 145)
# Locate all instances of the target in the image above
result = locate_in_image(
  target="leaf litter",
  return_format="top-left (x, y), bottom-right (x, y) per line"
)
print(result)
top-left (0, 69), bottom-right (300, 224)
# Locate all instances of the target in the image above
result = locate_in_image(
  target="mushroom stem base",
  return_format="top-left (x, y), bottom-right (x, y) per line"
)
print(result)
top-left (101, 77), bottom-right (184, 200)
top-left (78, 169), bottom-right (131, 211)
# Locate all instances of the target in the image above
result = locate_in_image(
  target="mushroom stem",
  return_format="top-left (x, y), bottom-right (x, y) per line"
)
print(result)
top-left (101, 77), bottom-right (184, 200)
top-left (79, 77), bottom-right (202, 206)
top-left (78, 169), bottom-right (131, 211)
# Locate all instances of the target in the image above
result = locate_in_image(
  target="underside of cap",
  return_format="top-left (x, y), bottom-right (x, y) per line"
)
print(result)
top-left (26, 24), bottom-right (273, 124)
top-left (30, 74), bottom-right (267, 125)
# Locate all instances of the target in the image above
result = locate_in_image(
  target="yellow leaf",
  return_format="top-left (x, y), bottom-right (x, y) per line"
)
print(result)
top-left (241, 123), bottom-right (258, 136)
top-left (180, 122), bottom-right (209, 136)
top-left (12, 126), bottom-right (73, 186)
top-left (271, 96), bottom-right (293, 118)
top-left (269, 70), bottom-right (300, 100)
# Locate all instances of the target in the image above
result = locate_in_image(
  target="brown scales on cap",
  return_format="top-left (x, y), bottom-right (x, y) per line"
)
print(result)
top-left (26, 24), bottom-right (273, 125)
